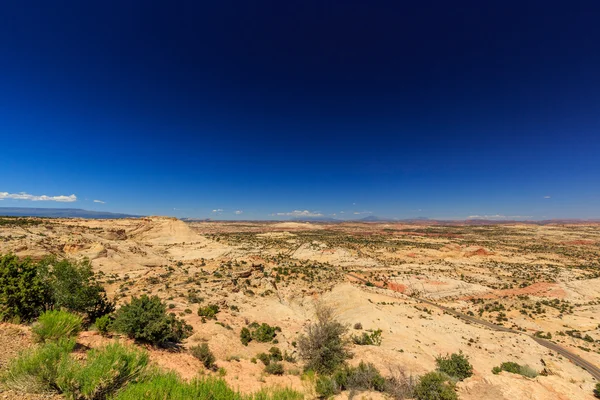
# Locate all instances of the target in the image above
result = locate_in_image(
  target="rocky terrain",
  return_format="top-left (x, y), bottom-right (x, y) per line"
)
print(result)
top-left (1, 216), bottom-right (599, 399)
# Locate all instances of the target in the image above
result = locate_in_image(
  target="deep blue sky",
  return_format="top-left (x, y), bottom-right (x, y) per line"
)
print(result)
top-left (1, 1), bottom-right (599, 220)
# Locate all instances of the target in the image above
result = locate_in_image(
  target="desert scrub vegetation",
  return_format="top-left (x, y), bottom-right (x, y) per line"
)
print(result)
top-left (241, 322), bottom-right (281, 345)
top-left (1, 340), bottom-right (146, 399)
top-left (112, 294), bottom-right (192, 347)
top-left (413, 371), bottom-right (457, 400)
top-left (190, 343), bottom-right (216, 370)
top-left (0, 254), bottom-right (52, 322)
top-left (0, 254), bottom-right (114, 323)
top-left (594, 382), bottom-right (600, 398)
top-left (2, 337), bottom-right (302, 400)
top-left (32, 310), bottom-right (82, 343)
top-left (315, 362), bottom-right (419, 399)
top-left (94, 314), bottom-right (112, 336)
top-left (1, 338), bottom-right (76, 393)
top-left (435, 351), bottom-right (473, 381)
top-left (351, 328), bottom-right (382, 346)
top-left (492, 361), bottom-right (538, 378)
top-left (113, 371), bottom-right (303, 400)
top-left (297, 302), bottom-right (351, 374)
top-left (56, 342), bottom-right (149, 399)
top-left (197, 303), bottom-right (220, 320)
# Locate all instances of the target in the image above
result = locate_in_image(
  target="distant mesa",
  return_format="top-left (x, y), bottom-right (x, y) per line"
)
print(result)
top-left (0, 207), bottom-right (141, 219)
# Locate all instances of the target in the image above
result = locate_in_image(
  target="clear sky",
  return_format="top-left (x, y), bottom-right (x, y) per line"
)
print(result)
top-left (1, 1), bottom-right (599, 220)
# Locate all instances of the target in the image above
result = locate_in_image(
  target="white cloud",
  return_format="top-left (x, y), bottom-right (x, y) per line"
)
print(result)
top-left (93, 199), bottom-right (106, 204)
top-left (543, 195), bottom-right (551, 199)
top-left (274, 210), bottom-right (323, 217)
top-left (234, 210), bottom-right (243, 215)
top-left (0, 192), bottom-right (77, 202)
top-left (212, 209), bottom-right (223, 213)
top-left (353, 211), bottom-right (372, 215)
top-left (467, 214), bottom-right (533, 220)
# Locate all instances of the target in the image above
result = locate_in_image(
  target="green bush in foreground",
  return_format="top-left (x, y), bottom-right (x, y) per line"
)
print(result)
top-left (32, 310), bottom-right (82, 343)
top-left (594, 382), bottom-right (600, 398)
top-left (0, 254), bottom-right (50, 322)
top-left (57, 342), bottom-right (149, 400)
top-left (2, 337), bottom-right (302, 400)
top-left (492, 361), bottom-right (538, 378)
top-left (112, 295), bottom-right (192, 347)
top-left (435, 351), bottom-right (473, 381)
top-left (0, 254), bottom-right (113, 324)
top-left (44, 258), bottom-right (115, 323)
top-left (413, 372), bottom-right (457, 400)
top-left (1, 338), bottom-right (75, 393)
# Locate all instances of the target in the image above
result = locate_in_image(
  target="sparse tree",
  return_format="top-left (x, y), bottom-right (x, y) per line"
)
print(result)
top-left (297, 301), bottom-right (351, 374)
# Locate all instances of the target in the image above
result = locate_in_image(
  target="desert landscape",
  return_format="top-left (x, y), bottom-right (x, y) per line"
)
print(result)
top-left (1, 215), bottom-right (599, 399)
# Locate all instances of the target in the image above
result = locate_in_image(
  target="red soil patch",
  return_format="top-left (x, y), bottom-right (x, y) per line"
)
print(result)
top-left (464, 248), bottom-right (495, 257)
top-left (387, 282), bottom-right (407, 293)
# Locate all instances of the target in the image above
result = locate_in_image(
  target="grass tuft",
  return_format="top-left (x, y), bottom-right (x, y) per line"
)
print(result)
top-left (32, 310), bottom-right (82, 343)
top-left (1, 339), bottom-right (75, 393)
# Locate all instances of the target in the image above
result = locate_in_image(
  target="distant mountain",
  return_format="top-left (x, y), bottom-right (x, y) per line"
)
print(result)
top-left (358, 215), bottom-right (389, 222)
top-left (290, 216), bottom-right (340, 222)
top-left (0, 207), bottom-right (141, 219)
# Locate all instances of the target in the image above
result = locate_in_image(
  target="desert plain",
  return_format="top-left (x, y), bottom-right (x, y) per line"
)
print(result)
top-left (1, 216), bottom-right (599, 399)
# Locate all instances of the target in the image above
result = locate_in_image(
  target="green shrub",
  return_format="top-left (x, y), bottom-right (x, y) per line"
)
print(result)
top-left (257, 352), bottom-right (271, 366)
top-left (56, 342), bottom-right (148, 399)
top-left (351, 329), bottom-right (382, 346)
top-left (32, 310), bottom-right (82, 343)
top-left (315, 375), bottom-right (338, 398)
top-left (346, 361), bottom-right (385, 392)
top-left (413, 372), bottom-right (457, 400)
top-left (112, 295), bottom-right (192, 347)
top-left (264, 362), bottom-right (284, 375)
top-left (492, 362), bottom-right (537, 378)
top-left (240, 327), bottom-right (252, 346)
top-left (44, 258), bottom-right (114, 323)
top-left (1, 338), bottom-right (75, 393)
top-left (594, 383), bottom-right (600, 398)
top-left (297, 302), bottom-right (350, 374)
top-left (316, 362), bottom-right (386, 397)
top-left (197, 304), bottom-right (220, 320)
top-left (435, 351), bottom-right (473, 381)
top-left (251, 323), bottom-right (278, 342)
top-left (94, 314), bottom-right (112, 336)
top-left (0, 254), bottom-right (51, 322)
top-left (269, 347), bottom-right (283, 361)
top-left (190, 343), bottom-right (216, 370)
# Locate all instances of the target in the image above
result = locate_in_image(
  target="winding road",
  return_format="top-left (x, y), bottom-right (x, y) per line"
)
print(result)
top-left (347, 273), bottom-right (600, 381)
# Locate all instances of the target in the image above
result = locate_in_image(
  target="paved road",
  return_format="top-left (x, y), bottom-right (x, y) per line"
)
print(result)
top-left (347, 273), bottom-right (600, 381)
